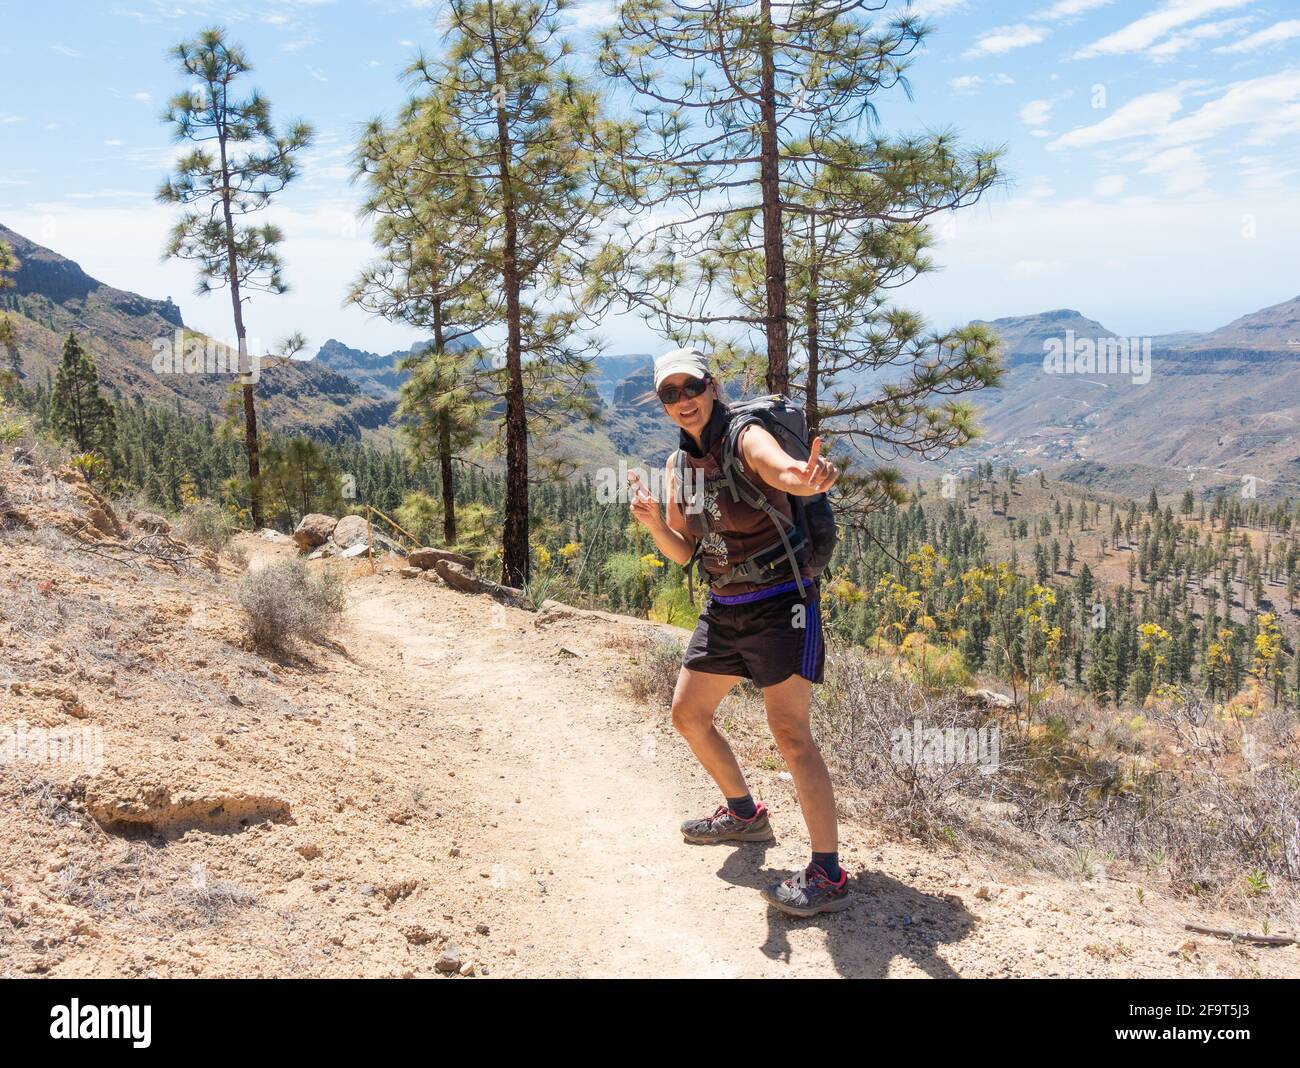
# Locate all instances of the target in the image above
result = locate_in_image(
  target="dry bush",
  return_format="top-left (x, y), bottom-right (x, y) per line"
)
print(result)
top-left (167, 863), bottom-right (257, 927)
top-left (813, 649), bottom-right (1025, 842)
top-left (627, 637), bottom-right (685, 706)
top-left (175, 500), bottom-right (238, 553)
top-left (236, 559), bottom-right (346, 653)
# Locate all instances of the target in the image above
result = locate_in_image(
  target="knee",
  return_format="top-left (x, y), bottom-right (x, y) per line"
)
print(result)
top-left (767, 712), bottom-right (814, 757)
top-left (671, 697), bottom-right (713, 738)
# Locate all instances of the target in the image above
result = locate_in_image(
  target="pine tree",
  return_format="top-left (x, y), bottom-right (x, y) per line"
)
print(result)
top-left (0, 238), bottom-right (18, 382)
top-left (158, 27), bottom-right (314, 529)
top-left (350, 106), bottom-right (494, 547)
top-left (382, 0), bottom-right (606, 585)
top-left (600, 0), bottom-right (962, 394)
top-left (50, 332), bottom-right (116, 455)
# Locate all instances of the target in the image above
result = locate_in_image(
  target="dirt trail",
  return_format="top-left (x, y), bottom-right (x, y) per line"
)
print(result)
top-left (337, 562), bottom-right (1294, 979)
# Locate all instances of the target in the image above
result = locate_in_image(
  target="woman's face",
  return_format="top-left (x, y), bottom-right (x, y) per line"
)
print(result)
top-left (659, 372), bottom-right (716, 439)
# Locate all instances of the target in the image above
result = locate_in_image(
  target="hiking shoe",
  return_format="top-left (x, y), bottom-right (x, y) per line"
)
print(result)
top-left (681, 802), bottom-right (775, 845)
top-left (761, 863), bottom-right (852, 917)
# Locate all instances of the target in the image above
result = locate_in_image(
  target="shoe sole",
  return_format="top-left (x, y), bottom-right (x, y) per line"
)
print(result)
top-left (681, 824), bottom-right (776, 845)
top-left (761, 888), bottom-right (853, 917)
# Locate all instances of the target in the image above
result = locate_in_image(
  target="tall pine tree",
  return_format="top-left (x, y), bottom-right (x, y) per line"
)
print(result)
top-left (158, 27), bottom-right (313, 529)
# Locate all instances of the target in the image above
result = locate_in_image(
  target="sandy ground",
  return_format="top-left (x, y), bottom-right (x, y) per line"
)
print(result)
top-left (2, 522), bottom-right (1297, 978)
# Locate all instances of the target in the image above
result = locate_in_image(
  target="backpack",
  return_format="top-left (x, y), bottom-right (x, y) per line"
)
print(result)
top-left (673, 395), bottom-right (838, 600)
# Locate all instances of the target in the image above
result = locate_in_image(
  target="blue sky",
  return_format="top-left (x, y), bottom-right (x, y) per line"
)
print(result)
top-left (2, 0), bottom-right (1299, 358)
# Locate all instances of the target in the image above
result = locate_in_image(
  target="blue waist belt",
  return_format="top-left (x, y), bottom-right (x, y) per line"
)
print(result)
top-left (710, 580), bottom-right (801, 606)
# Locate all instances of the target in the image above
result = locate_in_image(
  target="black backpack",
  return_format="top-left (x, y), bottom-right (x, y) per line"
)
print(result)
top-left (673, 395), bottom-right (837, 600)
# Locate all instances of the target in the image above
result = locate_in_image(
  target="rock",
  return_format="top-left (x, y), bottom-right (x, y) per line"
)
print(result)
top-left (475, 923), bottom-right (490, 935)
top-left (966, 688), bottom-right (1015, 710)
top-left (436, 944), bottom-right (462, 974)
top-left (131, 510), bottom-right (171, 534)
top-left (257, 528), bottom-right (292, 543)
top-left (458, 961), bottom-right (476, 977)
top-left (433, 559), bottom-right (488, 594)
top-left (401, 924), bottom-right (439, 946)
top-left (293, 513), bottom-right (338, 551)
top-left (409, 547), bottom-right (474, 571)
top-left (330, 514), bottom-right (369, 549)
top-left (399, 567), bottom-right (421, 580)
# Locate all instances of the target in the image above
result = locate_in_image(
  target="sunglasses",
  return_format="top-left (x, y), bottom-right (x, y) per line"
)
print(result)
top-left (658, 375), bottom-right (710, 406)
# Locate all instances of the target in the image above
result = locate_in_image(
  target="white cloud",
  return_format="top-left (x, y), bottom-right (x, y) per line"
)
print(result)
top-left (1140, 146), bottom-right (1209, 193)
top-left (1147, 17), bottom-right (1255, 58)
top-left (1033, 0), bottom-right (1113, 21)
top-left (1050, 90), bottom-right (1184, 149)
top-left (565, 0), bottom-right (621, 31)
top-left (950, 75), bottom-right (984, 93)
top-left (133, 91), bottom-right (152, 103)
top-left (1093, 174), bottom-right (1127, 196)
top-left (1074, 0), bottom-right (1255, 59)
top-left (908, 0), bottom-right (971, 15)
top-left (966, 24), bottom-right (1049, 57)
top-left (1019, 99), bottom-right (1055, 127)
top-left (51, 44), bottom-right (82, 58)
top-left (1215, 19), bottom-right (1300, 53)
top-left (1161, 69), bottom-right (1300, 144)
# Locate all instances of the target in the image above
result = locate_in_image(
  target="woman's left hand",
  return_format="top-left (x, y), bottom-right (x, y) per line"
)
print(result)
top-left (791, 436), bottom-right (837, 494)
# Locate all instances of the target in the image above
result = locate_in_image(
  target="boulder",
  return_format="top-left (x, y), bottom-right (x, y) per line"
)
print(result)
top-left (408, 547), bottom-right (474, 571)
top-left (965, 688), bottom-right (1015, 710)
top-left (293, 513), bottom-right (338, 551)
top-left (433, 559), bottom-right (487, 594)
top-left (330, 514), bottom-right (369, 549)
top-left (130, 510), bottom-right (172, 535)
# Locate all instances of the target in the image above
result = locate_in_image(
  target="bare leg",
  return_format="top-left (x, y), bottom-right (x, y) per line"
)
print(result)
top-left (763, 674), bottom-right (837, 853)
top-left (670, 667), bottom-right (748, 798)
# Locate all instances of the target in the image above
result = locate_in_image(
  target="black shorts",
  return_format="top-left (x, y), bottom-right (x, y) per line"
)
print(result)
top-left (683, 581), bottom-right (824, 688)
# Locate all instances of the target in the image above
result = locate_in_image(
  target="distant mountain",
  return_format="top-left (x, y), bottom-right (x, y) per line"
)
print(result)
top-left (1181, 294), bottom-right (1300, 352)
top-left (972, 309), bottom-right (1117, 365)
top-left (0, 222), bottom-right (396, 442)
top-left (593, 353), bottom-right (653, 402)
top-left (957, 303), bottom-right (1300, 499)
top-left (313, 334), bottom-right (484, 401)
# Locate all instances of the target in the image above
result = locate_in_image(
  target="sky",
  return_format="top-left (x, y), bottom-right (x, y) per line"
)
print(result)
top-left (1, 0), bottom-right (1299, 359)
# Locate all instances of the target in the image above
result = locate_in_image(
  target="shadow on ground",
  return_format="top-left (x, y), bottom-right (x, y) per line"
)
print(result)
top-left (715, 849), bottom-right (975, 978)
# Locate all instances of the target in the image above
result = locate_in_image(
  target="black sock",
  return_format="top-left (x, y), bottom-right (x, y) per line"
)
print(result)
top-left (812, 851), bottom-right (842, 881)
top-left (726, 794), bottom-right (757, 820)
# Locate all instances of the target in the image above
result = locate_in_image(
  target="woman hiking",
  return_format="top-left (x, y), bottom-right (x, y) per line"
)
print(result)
top-left (628, 346), bottom-right (851, 917)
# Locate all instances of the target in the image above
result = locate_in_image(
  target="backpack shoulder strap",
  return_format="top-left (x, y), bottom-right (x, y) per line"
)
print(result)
top-left (719, 407), bottom-right (807, 598)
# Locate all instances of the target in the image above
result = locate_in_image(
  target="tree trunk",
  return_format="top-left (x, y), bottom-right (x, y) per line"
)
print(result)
top-left (438, 415), bottom-right (456, 547)
top-left (217, 122), bottom-right (263, 529)
top-left (758, 0), bottom-right (790, 396)
top-left (489, 0), bottom-right (530, 589)
top-left (430, 304), bottom-right (458, 547)
top-left (804, 213), bottom-right (820, 437)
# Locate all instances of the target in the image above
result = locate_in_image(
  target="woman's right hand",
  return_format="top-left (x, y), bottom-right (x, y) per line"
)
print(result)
top-left (628, 471), bottom-right (663, 531)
